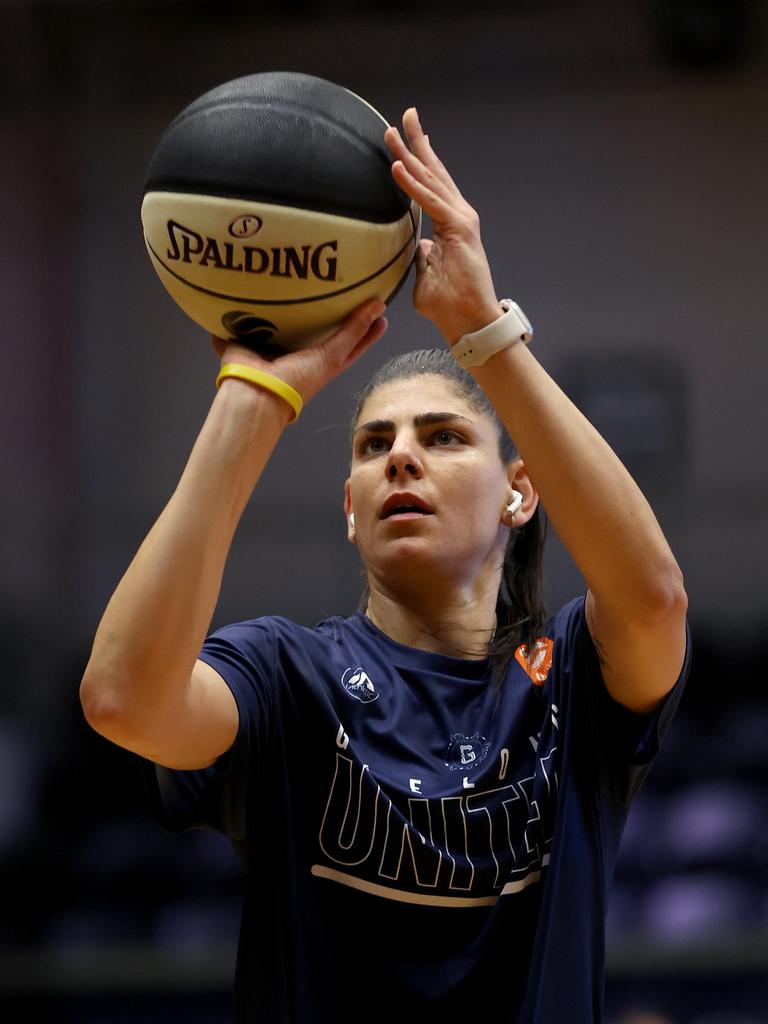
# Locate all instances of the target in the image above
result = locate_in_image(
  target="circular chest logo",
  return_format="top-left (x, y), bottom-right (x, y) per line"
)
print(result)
top-left (445, 732), bottom-right (490, 771)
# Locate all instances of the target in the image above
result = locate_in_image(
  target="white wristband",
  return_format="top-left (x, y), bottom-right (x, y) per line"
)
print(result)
top-left (450, 299), bottom-right (533, 368)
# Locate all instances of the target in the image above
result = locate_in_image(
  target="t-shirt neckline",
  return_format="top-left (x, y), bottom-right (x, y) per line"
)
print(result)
top-left (350, 609), bottom-right (492, 682)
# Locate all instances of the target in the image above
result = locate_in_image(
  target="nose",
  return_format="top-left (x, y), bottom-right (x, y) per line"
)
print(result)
top-left (386, 446), bottom-right (423, 480)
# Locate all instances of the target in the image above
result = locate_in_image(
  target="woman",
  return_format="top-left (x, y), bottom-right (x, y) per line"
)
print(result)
top-left (80, 108), bottom-right (689, 1021)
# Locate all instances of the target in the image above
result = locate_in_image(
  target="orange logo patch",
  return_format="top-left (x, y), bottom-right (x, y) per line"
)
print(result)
top-left (515, 638), bottom-right (554, 685)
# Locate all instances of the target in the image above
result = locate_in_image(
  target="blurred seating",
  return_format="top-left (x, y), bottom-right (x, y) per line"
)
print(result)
top-left (642, 871), bottom-right (761, 943)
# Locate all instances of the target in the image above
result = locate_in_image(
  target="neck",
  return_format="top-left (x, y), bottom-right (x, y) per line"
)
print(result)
top-left (365, 580), bottom-right (498, 659)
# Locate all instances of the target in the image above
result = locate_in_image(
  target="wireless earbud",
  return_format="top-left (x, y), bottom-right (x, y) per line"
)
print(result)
top-left (349, 513), bottom-right (355, 529)
top-left (506, 490), bottom-right (523, 516)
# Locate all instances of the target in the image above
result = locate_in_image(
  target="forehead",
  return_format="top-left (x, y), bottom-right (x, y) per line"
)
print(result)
top-left (356, 374), bottom-right (482, 425)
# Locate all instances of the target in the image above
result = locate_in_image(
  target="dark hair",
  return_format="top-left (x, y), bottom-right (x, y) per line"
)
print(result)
top-left (350, 348), bottom-right (547, 685)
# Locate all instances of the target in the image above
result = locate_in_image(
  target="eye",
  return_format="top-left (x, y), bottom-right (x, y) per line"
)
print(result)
top-left (431, 429), bottom-right (463, 446)
top-left (360, 435), bottom-right (391, 455)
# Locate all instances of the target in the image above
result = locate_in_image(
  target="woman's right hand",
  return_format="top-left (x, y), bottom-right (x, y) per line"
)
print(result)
top-left (210, 298), bottom-right (388, 408)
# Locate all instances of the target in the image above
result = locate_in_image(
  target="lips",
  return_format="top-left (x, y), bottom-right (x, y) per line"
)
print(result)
top-left (380, 493), bottom-right (435, 519)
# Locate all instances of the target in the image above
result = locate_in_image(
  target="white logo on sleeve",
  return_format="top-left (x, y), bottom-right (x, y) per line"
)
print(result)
top-left (341, 666), bottom-right (378, 703)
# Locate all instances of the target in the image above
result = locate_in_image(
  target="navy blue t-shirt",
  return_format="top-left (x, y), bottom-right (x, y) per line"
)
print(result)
top-left (143, 596), bottom-right (689, 1022)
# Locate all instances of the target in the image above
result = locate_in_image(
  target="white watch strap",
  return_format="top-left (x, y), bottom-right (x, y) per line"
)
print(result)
top-left (451, 299), bottom-right (533, 368)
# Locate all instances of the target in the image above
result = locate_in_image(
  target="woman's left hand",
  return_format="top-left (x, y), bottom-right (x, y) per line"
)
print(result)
top-left (385, 107), bottom-right (503, 344)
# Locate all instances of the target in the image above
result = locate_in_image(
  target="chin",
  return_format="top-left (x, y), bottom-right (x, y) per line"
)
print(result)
top-left (367, 538), bottom-right (457, 583)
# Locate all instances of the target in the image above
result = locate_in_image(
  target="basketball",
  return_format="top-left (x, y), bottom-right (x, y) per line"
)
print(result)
top-left (141, 71), bottom-right (421, 351)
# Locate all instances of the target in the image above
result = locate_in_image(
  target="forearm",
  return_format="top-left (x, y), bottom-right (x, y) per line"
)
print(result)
top-left (472, 341), bottom-right (684, 617)
top-left (80, 379), bottom-right (290, 723)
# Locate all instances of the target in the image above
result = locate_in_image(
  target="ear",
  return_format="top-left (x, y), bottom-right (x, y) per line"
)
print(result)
top-left (343, 478), bottom-right (356, 544)
top-left (501, 459), bottom-right (539, 528)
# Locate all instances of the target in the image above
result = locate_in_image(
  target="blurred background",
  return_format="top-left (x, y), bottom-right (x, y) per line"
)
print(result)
top-left (1, 0), bottom-right (767, 1021)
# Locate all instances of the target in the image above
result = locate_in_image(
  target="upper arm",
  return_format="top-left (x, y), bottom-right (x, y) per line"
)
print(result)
top-left (147, 659), bottom-right (240, 770)
top-left (585, 584), bottom-right (688, 715)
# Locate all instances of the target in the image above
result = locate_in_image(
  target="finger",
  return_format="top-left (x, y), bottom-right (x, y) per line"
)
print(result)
top-left (384, 122), bottom-right (439, 177)
top-left (387, 130), bottom-right (462, 213)
top-left (391, 159), bottom-right (456, 225)
top-left (401, 107), bottom-right (431, 161)
top-left (384, 123), bottom-right (412, 162)
top-left (210, 334), bottom-right (227, 359)
top-left (419, 132), bottom-right (452, 182)
top-left (385, 121), bottom-right (439, 180)
top-left (212, 334), bottom-right (268, 368)
top-left (400, 109), bottom-right (462, 198)
top-left (319, 298), bottom-right (387, 362)
top-left (401, 107), bottom-right (442, 172)
top-left (340, 315), bottom-right (389, 371)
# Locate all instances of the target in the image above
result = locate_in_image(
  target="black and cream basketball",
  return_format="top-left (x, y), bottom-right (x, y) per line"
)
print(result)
top-left (141, 71), bottom-right (421, 350)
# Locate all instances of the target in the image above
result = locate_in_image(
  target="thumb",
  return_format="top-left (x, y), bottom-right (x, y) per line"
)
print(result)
top-left (339, 313), bottom-right (389, 372)
top-left (317, 298), bottom-right (388, 368)
top-left (415, 238), bottom-right (433, 273)
top-left (281, 299), bottom-right (388, 404)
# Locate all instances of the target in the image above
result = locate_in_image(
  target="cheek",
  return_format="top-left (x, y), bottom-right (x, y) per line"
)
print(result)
top-left (444, 459), bottom-right (505, 514)
top-left (348, 470), bottom-right (373, 518)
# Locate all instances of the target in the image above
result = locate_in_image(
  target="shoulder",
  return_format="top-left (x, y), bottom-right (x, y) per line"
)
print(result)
top-left (197, 614), bottom-right (356, 718)
top-left (209, 613), bottom-right (325, 641)
top-left (205, 611), bottom-right (364, 662)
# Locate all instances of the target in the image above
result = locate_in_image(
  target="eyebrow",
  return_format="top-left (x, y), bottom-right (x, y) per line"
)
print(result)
top-left (353, 412), bottom-right (474, 437)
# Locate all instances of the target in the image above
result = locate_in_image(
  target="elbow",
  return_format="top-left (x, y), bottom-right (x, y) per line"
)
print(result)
top-left (80, 676), bottom-right (149, 754)
top-left (600, 560), bottom-right (687, 631)
top-left (80, 682), bottom-right (110, 727)
top-left (80, 664), bottom-right (187, 758)
top-left (640, 562), bottom-right (688, 627)
top-left (79, 668), bottom-right (131, 742)
top-left (658, 561), bottom-right (687, 612)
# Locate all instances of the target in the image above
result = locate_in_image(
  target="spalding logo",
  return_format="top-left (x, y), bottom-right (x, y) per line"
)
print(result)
top-left (341, 667), bottom-right (378, 703)
top-left (221, 311), bottom-right (277, 344)
top-left (165, 220), bottom-right (339, 281)
top-left (228, 215), bottom-right (263, 238)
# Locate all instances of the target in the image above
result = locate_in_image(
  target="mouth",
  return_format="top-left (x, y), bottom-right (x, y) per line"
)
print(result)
top-left (385, 508), bottom-right (433, 521)
top-left (380, 494), bottom-right (435, 520)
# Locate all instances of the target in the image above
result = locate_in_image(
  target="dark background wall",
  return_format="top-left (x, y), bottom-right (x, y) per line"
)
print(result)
top-left (1, 2), bottom-right (767, 1021)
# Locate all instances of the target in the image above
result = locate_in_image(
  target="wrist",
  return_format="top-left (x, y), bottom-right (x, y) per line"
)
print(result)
top-left (440, 303), bottom-right (507, 347)
top-left (449, 298), bottom-right (533, 368)
top-left (216, 363), bottom-right (303, 423)
top-left (215, 373), bottom-right (295, 428)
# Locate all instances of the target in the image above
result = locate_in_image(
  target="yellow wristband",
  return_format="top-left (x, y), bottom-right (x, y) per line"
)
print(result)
top-left (215, 363), bottom-right (303, 422)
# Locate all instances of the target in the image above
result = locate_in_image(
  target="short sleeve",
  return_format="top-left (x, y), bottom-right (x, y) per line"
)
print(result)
top-left (555, 596), bottom-right (691, 807)
top-left (140, 618), bottom-right (278, 840)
